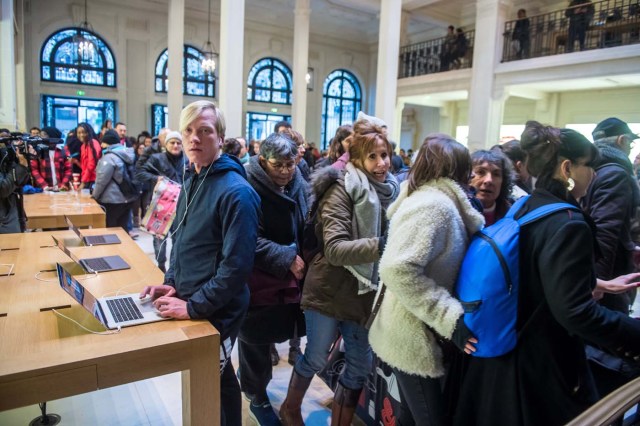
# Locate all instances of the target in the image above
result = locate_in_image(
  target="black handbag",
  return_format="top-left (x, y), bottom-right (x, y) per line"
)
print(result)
top-left (238, 303), bottom-right (306, 345)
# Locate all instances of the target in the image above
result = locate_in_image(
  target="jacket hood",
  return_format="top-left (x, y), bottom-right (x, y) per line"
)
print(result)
top-left (106, 146), bottom-right (134, 165)
top-left (198, 153), bottom-right (247, 180)
top-left (309, 165), bottom-right (342, 207)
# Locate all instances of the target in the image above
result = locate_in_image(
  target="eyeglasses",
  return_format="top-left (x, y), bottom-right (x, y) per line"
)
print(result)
top-left (267, 160), bottom-right (296, 172)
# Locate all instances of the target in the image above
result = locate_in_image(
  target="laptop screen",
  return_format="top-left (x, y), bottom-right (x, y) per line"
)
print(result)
top-left (51, 235), bottom-right (83, 265)
top-left (56, 263), bottom-right (107, 326)
top-left (64, 216), bottom-right (83, 239)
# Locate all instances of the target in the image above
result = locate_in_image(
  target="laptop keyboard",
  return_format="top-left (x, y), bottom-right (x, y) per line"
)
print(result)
top-left (83, 257), bottom-right (111, 271)
top-left (86, 235), bottom-right (107, 245)
top-left (105, 297), bottom-right (144, 323)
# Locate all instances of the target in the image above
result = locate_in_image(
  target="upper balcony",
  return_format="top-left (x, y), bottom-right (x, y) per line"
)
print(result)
top-left (503, 0), bottom-right (640, 62)
top-left (398, 0), bottom-right (640, 80)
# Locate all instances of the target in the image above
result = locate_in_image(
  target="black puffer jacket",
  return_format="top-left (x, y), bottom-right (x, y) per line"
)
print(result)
top-left (137, 151), bottom-right (187, 187)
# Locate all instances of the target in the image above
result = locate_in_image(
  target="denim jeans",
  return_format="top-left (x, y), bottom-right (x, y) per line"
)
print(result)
top-left (393, 367), bottom-right (444, 426)
top-left (153, 235), bottom-right (168, 268)
top-left (295, 310), bottom-right (372, 389)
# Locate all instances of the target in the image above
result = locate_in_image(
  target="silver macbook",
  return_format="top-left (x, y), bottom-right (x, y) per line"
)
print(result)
top-left (65, 216), bottom-right (121, 246)
top-left (56, 262), bottom-right (168, 329)
top-left (52, 235), bottom-right (130, 273)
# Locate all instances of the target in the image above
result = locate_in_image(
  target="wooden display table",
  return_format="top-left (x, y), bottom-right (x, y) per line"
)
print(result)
top-left (0, 229), bottom-right (219, 426)
top-left (23, 191), bottom-right (106, 230)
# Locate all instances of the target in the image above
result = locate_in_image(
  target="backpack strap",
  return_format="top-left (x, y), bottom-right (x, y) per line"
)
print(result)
top-left (518, 202), bottom-right (580, 226)
top-left (504, 195), bottom-right (530, 219)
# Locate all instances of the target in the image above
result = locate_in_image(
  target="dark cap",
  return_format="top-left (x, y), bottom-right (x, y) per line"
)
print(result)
top-left (101, 129), bottom-right (120, 145)
top-left (592, 117), bottom-right (639, 140)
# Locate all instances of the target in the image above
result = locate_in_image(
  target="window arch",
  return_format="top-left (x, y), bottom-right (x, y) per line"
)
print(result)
top-left (155, 45), bottom-right (216, 97)
top-left (40, 27), bottom-right (116, 87)
top-left (321, 69), bottom-right (362, 149)
top-left (247, 57), bottom-right (293, 104)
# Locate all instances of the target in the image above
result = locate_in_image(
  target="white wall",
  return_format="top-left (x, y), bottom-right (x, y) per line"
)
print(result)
top-left (23, 0), bottom-right (373, 143)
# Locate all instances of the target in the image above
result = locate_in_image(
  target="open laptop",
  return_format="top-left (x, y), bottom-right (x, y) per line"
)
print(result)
top-left (65, 216), bottom-right (121, 246)
top-left (51, 235), bottom-right (130, 273)
top-left (56, 262), bottom-right (168, 329)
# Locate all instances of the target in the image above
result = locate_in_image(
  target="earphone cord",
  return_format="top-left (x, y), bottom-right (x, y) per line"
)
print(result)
top-left (155, 160), bottom-right (214, 263)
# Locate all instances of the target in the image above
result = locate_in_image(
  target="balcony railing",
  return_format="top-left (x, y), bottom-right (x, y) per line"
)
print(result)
top-left (503, 0), bottom-right (640, 62)
top-left (398, 30), bottom-right (475, 79)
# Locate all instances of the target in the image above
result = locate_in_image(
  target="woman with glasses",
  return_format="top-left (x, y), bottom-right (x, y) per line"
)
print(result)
top-left (239, 132), bottom-right (309, 425)
top-left (280, 120), bottom-right (399, 426)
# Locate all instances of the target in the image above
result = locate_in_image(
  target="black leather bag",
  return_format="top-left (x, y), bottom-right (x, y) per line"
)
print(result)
top-left (238, 303), bottom-right (306, 345)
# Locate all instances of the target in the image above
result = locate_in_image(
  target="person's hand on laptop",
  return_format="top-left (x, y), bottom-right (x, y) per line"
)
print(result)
top-left (140, 284), bottom-right (176, 301)
top-left (154, 296), bottom-right (189, 319)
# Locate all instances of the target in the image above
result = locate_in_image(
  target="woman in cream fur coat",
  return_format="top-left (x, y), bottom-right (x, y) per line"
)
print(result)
top-left (369, 134), bottom-right (484, 426)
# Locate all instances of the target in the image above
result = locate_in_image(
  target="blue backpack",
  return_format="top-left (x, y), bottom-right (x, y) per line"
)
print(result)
top-left (455, 195), bottom-right (579, 357)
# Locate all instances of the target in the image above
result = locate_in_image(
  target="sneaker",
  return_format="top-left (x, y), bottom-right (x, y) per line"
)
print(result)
top-left (128, 231), bottom-right (139, 240)
top-left (249, 398), bottom-right (282, 426)
top-left (270, 344), bottom-right (280, 366)
top-left (288, 347), bottom-right (302, 366)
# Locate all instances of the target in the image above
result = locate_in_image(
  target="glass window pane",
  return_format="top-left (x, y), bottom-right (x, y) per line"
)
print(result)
top-left (272, 91), bottom-right (288, 104)
top-left (255, 89), bottom-right (271, 102)
top-left (342, 81), bottom-right (356, 98)
top-left (156, 51), bottom-right (168, 75)
top-left (327, 79), bottom-right (342, 97)
top-left (256, 69), bottom-right (272, 89)
top-left (42, 66), bottom-right (50, 80)
top-left (272, 69), bottom-right (287, 90)
top-left (54, 42), bottom-right (76, 65)
top-left (187, 82), bottom-right (205, 96)
top-left (107, 73), bottom-right (115, 87)
top-left (186, 57), bottom-right (202, 78)
top-left (55, 67), bottom-right (78, 82)
top-left (81, 70), bottom-right (104, 85)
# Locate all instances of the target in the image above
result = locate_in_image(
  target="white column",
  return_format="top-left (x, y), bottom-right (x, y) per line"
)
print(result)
top-left (467, 0), bottom-right (510, 151)
top-left (167, 0), bottom-right (184, 131)
top-left (219, 0), bottom-right (245, 138)
top-left (374, 0), bottom-right (402, 136)
top-left (292, 0), bottom-right (310, 133)
top-left (0, 0), bottom-right (17, 129)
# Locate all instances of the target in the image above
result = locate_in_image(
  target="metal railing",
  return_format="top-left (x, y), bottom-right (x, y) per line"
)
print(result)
top-left (398, 30), bottom-right (475, 78)
top-left (567, 376), bottom-right (640, 426)
top-left (503, 0), bottom-right (640, 62)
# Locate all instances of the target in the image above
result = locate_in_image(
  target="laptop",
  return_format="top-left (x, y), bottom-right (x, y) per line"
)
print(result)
top-left (56, 262), bottom-right (168, 329)
top-left (65, 216), bottom-right (121, 246)
top-left (51, 235), bottom-right (130, 273)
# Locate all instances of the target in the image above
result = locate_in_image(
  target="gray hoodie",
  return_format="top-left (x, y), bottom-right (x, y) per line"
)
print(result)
top-left (92, 145), bottom-right (137, 204)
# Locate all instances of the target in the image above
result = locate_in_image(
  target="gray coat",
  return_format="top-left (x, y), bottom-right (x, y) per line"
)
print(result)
top-left (92, 145), bottom-right (137, 204)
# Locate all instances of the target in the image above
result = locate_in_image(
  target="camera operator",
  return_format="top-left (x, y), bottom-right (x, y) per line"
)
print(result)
top-left (29, 127), bottom-right (72, 191)
top-left (0, 136), bottom-right (32, 233)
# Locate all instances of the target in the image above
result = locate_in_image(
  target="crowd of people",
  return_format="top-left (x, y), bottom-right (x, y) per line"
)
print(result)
top-left (2, 106), bottom-right (640, 426)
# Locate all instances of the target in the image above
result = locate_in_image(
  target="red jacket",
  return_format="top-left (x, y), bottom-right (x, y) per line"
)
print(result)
top-left (80, 139), bottom-right (102, 183)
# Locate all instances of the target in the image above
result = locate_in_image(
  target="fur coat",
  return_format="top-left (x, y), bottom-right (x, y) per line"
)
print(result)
top-left (369, 178), bottom-right (484, 378)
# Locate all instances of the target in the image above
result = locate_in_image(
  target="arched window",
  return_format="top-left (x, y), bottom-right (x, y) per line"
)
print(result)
top-left (321, 69), bottom-right (362, 149)
top-left (40, 27), bottom-right (116, 87)
top-left (155, 45), bottom-right (216, 97)
top-left (247, 57), bottom-right (293, 104)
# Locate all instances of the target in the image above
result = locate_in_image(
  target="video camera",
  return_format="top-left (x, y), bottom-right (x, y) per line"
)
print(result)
top-left (0, 132), bottom-right (63, 161)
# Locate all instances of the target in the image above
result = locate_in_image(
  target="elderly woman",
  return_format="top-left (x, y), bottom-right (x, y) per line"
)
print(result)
top-left (280, 120), bottom-right (399, 426)
top-left (238, 132), bottom-right (309, 425)
top-left (469, 149), bottom-right (515, 226)
top-left (369, 134), bottom-right (483, 426)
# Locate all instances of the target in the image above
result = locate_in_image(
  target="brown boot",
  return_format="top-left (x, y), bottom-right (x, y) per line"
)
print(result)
top-left (280, 369), bottom-right (312, 426)
top-left (331, 383), bottom-right (362, 426)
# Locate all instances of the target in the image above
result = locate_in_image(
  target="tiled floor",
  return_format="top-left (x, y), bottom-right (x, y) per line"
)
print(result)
top-left (0, 230), bottom-right (335, 426)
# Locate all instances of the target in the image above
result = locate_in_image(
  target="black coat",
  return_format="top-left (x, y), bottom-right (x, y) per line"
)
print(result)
top-left (245, 155), bottom-right (309, 280)
top-left (137, 151), bottom-right (187, 188)
top-left (581, 143), bottom-right (640, 313)
top-left (453, 188), bottom-right (640, 426)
